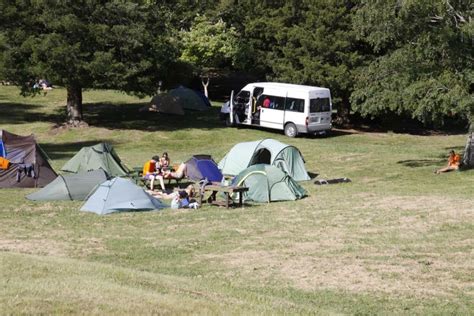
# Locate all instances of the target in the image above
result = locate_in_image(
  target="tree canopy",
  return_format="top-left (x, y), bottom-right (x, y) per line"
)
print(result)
top-left (350, 0), bottom-right (474, 127)
top-left (0, 0), bottom-right (176, 123)
top-left (0, 0), bottom-right (473, 129)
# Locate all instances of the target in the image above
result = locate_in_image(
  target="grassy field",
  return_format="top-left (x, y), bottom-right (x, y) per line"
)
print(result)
top-left (0, 86), bottom-right (473, 314)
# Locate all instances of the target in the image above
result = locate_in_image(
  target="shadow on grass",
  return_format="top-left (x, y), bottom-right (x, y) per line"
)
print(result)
top-left (0, 102), bottom-right (65, 125)
top-left (0, 101), bottom-right (224, 131)
top-left (443, 146), bottom-right (465, 152)
top-left (83, 102), bottom-right (223, 131)
top-left (40, 140), bottom-right (119, 161)
top-left (397, 159), bottom-right (445, 168)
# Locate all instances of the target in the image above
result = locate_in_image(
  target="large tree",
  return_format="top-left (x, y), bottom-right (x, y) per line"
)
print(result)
top-left (179, 15), bottom-right (239, 97)
top-left (218, 0), bottom-right (361, 124)
top-left (351, 0), bottom-right (474, 128)
top-left (0, 0), bottom-right (177, 124)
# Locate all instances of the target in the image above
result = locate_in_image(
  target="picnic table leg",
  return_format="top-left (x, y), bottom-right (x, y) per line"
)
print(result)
top-left (226, 192), bottom-right (229, 208)
top-left (239, 192), bottom-right (243, 207)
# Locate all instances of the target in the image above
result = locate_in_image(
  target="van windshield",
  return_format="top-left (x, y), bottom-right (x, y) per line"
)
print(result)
top-left (310, 98), bottom-right (331, 113)
top-left (234, 90), bottom-right (250, 104)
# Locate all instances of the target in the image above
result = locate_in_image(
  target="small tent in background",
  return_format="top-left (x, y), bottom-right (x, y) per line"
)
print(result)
top-left (232, 164), bottom-right (307, 203)
top-left (149, 94), bottom-right (185, 115)
top-left (218, 139), bottom-right (310, 181)
top-left (26, 169), bottom-right (109, 201)
top-left (0, 130), bottom-right (57, 188)
top-left (462, 132), bottom-right (474, 169)
top-left (61, 143), bottom-right (129, 177)
top-left (169, 86), bottom-right (210, 111)
top-left (194, 90), bottom-right (212, 107)
top-left (148, 86), bottom-right (210, 115)
top-left (81, 177), bottom-right (166, 215)
top-left (185, 155), bottom-right (223, 182)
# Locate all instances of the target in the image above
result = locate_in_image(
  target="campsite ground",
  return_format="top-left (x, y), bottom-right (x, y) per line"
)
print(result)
top-left (0, 86), bottom-right (473, 314)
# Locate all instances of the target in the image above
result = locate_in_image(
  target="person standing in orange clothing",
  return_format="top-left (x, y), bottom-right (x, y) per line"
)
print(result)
top-left (435, 150), bottom-right (461, 174)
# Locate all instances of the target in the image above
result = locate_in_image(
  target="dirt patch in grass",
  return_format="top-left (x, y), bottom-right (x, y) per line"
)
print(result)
top-left (205, 246), bottom-right (472, 298)
top-left (0, 239), bottom-right (68, 257)
top-left (201, 194), bottom-right (473, 299)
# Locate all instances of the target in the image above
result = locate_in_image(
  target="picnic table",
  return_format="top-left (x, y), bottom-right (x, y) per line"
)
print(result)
top-left (199, 183), bottom-right (249, 208)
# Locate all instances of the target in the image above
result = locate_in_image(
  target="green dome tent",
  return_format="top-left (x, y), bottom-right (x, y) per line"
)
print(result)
top-left (80, 177), bottom-right (166, 215)
top-left (149, 86), bottom-right (210, 115)
top-left (26, 169), bottom-right (109, 201)
top-left (61, 143), bottom-right (129, 177)
top-left (169, 86), bottom-right (210, 111)
top-left (149, 94), bottom-right (185, 115)
top-left (232, 164), bottom-right (307, 203)
top-left (218, 139), bottom-right (310, 181)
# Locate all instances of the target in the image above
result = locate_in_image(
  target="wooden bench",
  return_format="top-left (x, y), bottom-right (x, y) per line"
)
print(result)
top-left (199, 184), bottom-right (249, 208)
top-left (130, 167), bottom-right (181, 188)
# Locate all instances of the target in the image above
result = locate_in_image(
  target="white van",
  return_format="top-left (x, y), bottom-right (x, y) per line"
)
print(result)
top-left (220, 82), bottom-right (332, 137)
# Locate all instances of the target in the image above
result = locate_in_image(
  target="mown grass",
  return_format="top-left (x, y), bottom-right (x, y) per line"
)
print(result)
top-left (0, 85), bottom-right (473, 314)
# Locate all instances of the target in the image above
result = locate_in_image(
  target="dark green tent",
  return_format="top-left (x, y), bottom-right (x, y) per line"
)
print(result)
top-left (26, 169), bottom-right (109, 201)
top-left (232, 164), bottom-right (307, 203)
top-left (61, 143), bottom-right (129, 177)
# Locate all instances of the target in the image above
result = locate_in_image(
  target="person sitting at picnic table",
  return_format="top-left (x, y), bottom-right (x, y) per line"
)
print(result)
top-left (142, 155), bottom-right (166, 191)
top-left (159, 152), bottom-right (170, 171)
top-left (435, 150), bottom-right (461, 174)
top-left (163, 162), bottom-right (187, 179)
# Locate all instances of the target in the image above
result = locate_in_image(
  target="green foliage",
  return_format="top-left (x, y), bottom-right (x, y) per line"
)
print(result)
top-left (179, 15), bottom-right (239, 70)
top-left (351, 0), bottom-right (474, 127)
top-left (0, 1), bottom-right (177, 96)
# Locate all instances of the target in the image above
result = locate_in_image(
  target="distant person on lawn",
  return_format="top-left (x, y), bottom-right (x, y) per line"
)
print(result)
top-left (142, 155), bottom-right (166, 191)
top-left (435, 150), bottom-right (461, 174)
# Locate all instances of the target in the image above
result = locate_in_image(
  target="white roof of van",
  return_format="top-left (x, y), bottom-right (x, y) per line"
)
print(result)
top-left (247, 82), bottom-right (329, 92)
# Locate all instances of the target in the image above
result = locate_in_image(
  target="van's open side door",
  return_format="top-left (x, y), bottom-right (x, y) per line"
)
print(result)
top-left (229, 90), bottom-right (234, 124)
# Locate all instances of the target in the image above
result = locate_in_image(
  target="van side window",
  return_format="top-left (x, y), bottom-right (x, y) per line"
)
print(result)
top-left (310, 98), bottom-right (330, 113)
top-left (271, 96), bottom-right (285, 110)
top-left (285, 97), bottom-right (305, 113)
top-left (257, 95), bottom-right (285, 110)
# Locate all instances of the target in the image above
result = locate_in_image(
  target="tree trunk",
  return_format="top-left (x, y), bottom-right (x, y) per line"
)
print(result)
top-left (66, 85), bottom-right (83, 123)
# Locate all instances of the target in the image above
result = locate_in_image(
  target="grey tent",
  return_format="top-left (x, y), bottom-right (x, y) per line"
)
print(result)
top-left (218, 139), bottom-right (310, 181)
top-left (61, 143), bottom-right (129, 177)
top-left (80, 177), bottom-right (166, 215)
top-left (232, 164), bottom-right (307, 202)
top-left (26, 169), bottom-right (109, 201)
top-left (0, 130), bottom-right (57, 188)
top-left (462, 132), bottom-right (474, 169)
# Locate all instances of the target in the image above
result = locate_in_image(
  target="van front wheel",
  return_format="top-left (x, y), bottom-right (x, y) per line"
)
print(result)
top-left (284, 123), bottom-right (298, 137)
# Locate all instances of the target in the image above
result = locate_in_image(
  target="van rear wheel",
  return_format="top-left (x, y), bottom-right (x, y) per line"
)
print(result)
top-left (284, 123), bottom-right (298, 137)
